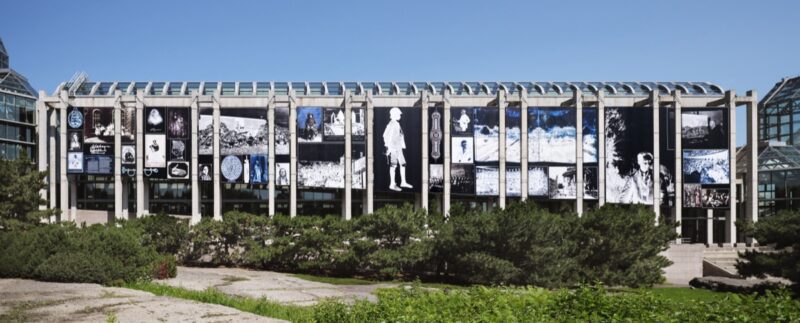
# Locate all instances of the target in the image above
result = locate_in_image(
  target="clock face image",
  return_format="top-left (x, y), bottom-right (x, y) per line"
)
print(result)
top-left (221, 155), bottom-right (243, 182)
top-left (68, 108), bottom-right (84, 129)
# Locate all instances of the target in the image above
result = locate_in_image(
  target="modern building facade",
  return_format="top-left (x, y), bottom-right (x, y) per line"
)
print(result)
top-left (0, 38), bottom-right (37, 161)
top-left (37, 80), bottom-right (759, 245)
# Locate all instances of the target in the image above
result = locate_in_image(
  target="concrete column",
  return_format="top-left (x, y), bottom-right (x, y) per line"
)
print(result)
top-left (443, 88), bottom-right (451, 216)
top-left (69, 181), bottom-right (77, 219)
top-left (652, 92), bottom-right (661, 222)
top-left (121, 181), bottom-right (129, 216)
top-left (421, 91), bottom-right (429, 212)
top-left (344, 90), bottom-right (352, 220)
top-left (727, 91), bottom-right (737, 244)
top-left (707, 208), bottom-right (714, 245)
top-left (114, 90), bottom-right (124, 220)
top-left (37, 91), bottom-right (49, 214)
top-left (268, 90), bottom-right (276, 217)
top-left (59, 91), bottom-right (69, 221)
top-left (365, 92), bottom-right (374, 214)
top-left (135, 92), bottom-right (147, 217)
top-left (212, 91), bottom-right (222, 221)
top-left (498, 89), bottom-right (507, 209)
top-left (520, 89), bottom-right (528, 201)
top-left (575, 90), bottom-right (583, 216)
top-left (746, 91), bottom-right (758, 245)
top-left (190, 93), bottom-right (201, 224)
top-left (674, 91), bottom-right (683, 243)
top-left (597, 92), bottom-right (606, 206)
top-left (289, 92), bottom-right (297, 217)
top-left (48, 103), bottom-right (57, 212)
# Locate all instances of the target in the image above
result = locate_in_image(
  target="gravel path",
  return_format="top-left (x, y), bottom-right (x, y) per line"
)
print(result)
top-left (0, 279), bottom-right (285, 322)
top-left (162, 266), bottom-right (396, 306)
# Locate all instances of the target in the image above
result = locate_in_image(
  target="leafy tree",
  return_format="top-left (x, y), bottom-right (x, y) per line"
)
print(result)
top-left (0, 154), bottom-right (58, 230)
top-left (737, 210), bottom-right (800, 288)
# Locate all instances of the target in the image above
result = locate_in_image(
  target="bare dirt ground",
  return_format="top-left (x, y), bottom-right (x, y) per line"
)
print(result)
top-left (0, 279), bottom-right (286, 322)
top-left (162, 266), bottom-right (396, 306)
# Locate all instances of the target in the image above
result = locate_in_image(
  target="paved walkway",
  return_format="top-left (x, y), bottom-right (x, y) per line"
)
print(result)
top-left (163, 266), bottom-right (395, 306)
top-left (0, 279), bottom-right (285, 322)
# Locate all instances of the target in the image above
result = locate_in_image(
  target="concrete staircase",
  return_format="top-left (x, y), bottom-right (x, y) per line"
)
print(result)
top-left (703, 247), bottom-right (745, 278)
top-left (662, 244), bottom-right (772, 285)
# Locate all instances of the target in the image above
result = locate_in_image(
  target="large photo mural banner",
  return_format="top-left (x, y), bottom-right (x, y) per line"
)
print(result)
top-left (144, 107), bottom-right (167, 178)
top-left (166, 108), bottom-right (190, 180)
top-left (474, 108), bottom-right (499, 196)
top-left (450, 107), bottom-right (474, 194)
top-left (83, 107), bottom-right (114, 175)
top-left (352, 107), bottom-right (366, 190)
top-left (219, 108), bottom-right (268, 184)
top-left (120, 106), bottom-right (136, 177)
top-left (67, 107), bottom-right (84, 174)
top-left (298, 107), bottom-right (343, 189)
top-left (374, 107), bottom-right (421, 193)
top-left (428, 106), bottom-right (444, 193)
top-left (681, 108), bottom-right (728, 150)
top-left (605, 107), bottom-right (654, 205)
top-left (528, 107), bottom-right (576, 164)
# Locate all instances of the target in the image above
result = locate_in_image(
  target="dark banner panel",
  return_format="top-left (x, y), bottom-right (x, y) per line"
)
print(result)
top-left (120, 106), bottom-right (136, 177)
top-left (683, 184), bottom-right (702, 208)
top-left (144, 107), bottom-right (167, 178)
top-left (605, 108), bottom-right (654, 205)
top-left (474, 108), bottom-right (499, 163)
top-left (528, 107), bottom-right (576, 164)
top-left (83, 107), bottom-right (114, 175)
top-left (220, 108), bottom-right (268, 184)
top-left (451, 107), bottom-right (474, 136)
top-left (584, 166), bottom-right (598, 199)
top-left (681, 108), bottom-right (728, 150)
top-left (506, 107), bottom-right (521, 197)
top-left (451, 164), bottom-right (475, 194)
top-left (374, 107), bottom-right (421, 193)
top-left (352, 111), bottom-right (366, 189)
top-left (298, 143), bottom-right (344, 188)
top-left (198, 156), bottom-right (213, 182)
top-left (275, 107), bottom-right (290, 156)
top-left (430, 164), bottom-right (444, 193)
top-left (583, 107), bottom-right (598, 163)
top-left (198, 108), bottom-right (212, 155)
top-left (682, 149), bottom-right (730, 185)
top-left (67, 107), bottom-right (84, 174)
top-left (428, 106), bottom-right (444, 165)
top-left (450, 107), bottom-right (475, 194)
top-left (146, 107), bottom-right (166, 133)
top-left (298, 107), bottom-right (323, 143)
top-left (276, 162), bottom-right (290, 186)
top-left (702, 188), bottom-right (730, 208)
top-left (167, 108), bottom-right (190, 180)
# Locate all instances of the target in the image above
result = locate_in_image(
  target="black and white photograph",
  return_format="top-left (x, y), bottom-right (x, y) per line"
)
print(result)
top-left (682, 108), bottom-right (727, 149)
top-left (298, 144), bottom-right (345, 189)
top-left (352, 108), bottom-right (366, 141)
top-left (683, 184), bottom-right (702, 208)
top-left (373, 107), bottom-right (421, 193)
top-left (429, 164), bottom-right (444, 192)
top-left (275, 163), bottom-right (290, 186)
top-left (83, 108), bottom-right (114, 143)
top-left (198, 108), bottom-right (213, 155)
top-left (451, 108), bottom-right (473, 136)
top-left (429, 107), bottom-right (444, 164)
top-left (506, 166), bottom-right (521, 197)
top-left (67, 152), bottom-right (83, 173)
top-left (702, 188), bottom-right (730, 208)
top-left (167, 161), bottom-right (190, 179)
top-left (249, 154), bottom-right (268, 184)
top-left (144, 134), bottom-right (166, 168)
top-left (605, 108), bottom-right (654, 205)
top-left (474, 108), bottom-right (499, 162)
top-left (221, 155), bottom-right (243, 183)
top-left (528, 107), bottom-right (577, 163)
top-left (506, 107), bottom-right (521, 163)
top-left (528, 166), bottom-right (549, 197)
top-left (549, 166), bottom-right (576, 199)
top-left (583, 107), bottom-right (598, 163)
top-left (85, 155), bottom-right (113, 175)
top-left (450, 164), bottom-right (475, 194)
top-left (298, 107), bottom-right (323, 143)
top-left (683, 149), bottom-right (730, 184)
top-left (275, 107), bottom-right (290, 155)
top-left (584, 167), bottom-right (598, 199)
top-left (121, 145), bottom-right (136, 164)
top-left (84, 143), bottom-right (112, 156)
top-left (167, 108), bottom-right (189, 138)
top-left (68, 131), bottom-right (83, 152)
top-left (323, 108), bottom-right (345, 141)
top-left (352, 144), bottom-right (366, 189)
top-left (451, 137), bottom-right (474, 164)
top-left (169, 139), bottom-right (188, 161)
top-left (220, 108), bottom-right (268, 155)
top-left (198, 163), bottom-right (213, 181)
top-left (475, 166), bottom-right (499, 196)
top-left (67, 107), bottom-right (84, 129)
top-left (120, 106), bottom-right (136, 142)
top-left (146, 107), bottom-right (166, 133)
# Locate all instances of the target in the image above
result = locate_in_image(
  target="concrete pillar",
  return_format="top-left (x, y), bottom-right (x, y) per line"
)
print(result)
top-left (344, 90), bottom-right (352, 220)
top-left (69, 181), bottom-right (77, 219)
top-left (135, 92), bottom-right (147, 217)
top-left (190, 93), bottom-right (201, 224)
top-left (113, 90), bottom-right (124, 220)
top-left (443, 88), bottom-right (451, 216)
top-left (746, 90), bottom-right (758, 245)
top-left (421, 91), bottom-right (429, 212)
top-left (597, 91), bottom-right (606, 206)
top-left (498, 89), bottom-right (507, 209)
top-left (36, 91), bottom-right (49, 214)
top-left (289, 91), bottom-right (297, 217)
top-left (268, 90), bottom-right (276, 217)
top-left (48, 103), bottom-right (57, 212)
top-left (652, 91), bottom-right (661, 222)
top-left (575, 90), bottom-right (583, 216)
top-left (59, 91), bottom-right (69, 221)
top-left (674, 90), bottom-right (683, 243)
top-left (520, 88), bottom-right (529, 201)
top-left (212, 91), bottom-right (222, 221)
top-left (365, 92), bottom-right (374, 214)
top-left (727, 91), bottom-right (737, 244)
top-left (121, 181), bottom-right (129, 216)
top-left (707, 208), bottom-right (714, 245)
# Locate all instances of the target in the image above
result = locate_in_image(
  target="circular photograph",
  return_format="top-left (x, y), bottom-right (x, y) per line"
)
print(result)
top-left (68, 108), bottom-right (84, 129)
top-left (221, 155), bottom-right (242, 182)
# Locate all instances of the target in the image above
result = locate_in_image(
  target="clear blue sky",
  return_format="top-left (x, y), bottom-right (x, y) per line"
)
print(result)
top-left (3, 0), bottom-right (799, 146)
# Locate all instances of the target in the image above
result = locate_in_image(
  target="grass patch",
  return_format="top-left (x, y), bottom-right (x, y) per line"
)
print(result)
top-left (645, 287), bottom-right (732, 302)
top-left (290, 273), bottom-right (374, 285)
top-left (0, 299), bottom-right (70, 322)
top-left (125, 282), bottom-right (313, 322)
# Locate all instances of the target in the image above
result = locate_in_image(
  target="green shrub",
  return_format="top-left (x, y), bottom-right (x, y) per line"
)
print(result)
top-left (0, 224), bottom-right (72, 279)
top-left (34, 251), bottom-right (120, 284)
top-left (152, 254), bottom-right (178, 279)
top-left (123, 213), bottom-right (189, 256)
top-left (738, 210), bottom-right (800, 289)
